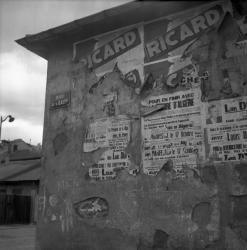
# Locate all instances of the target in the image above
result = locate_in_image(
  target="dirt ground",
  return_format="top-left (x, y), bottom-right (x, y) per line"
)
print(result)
top-left (0, 225), bottom-right (36, 250)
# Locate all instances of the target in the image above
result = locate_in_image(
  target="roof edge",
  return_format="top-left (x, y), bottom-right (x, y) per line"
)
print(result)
top-left (16, 0), bottom-right (219, 59)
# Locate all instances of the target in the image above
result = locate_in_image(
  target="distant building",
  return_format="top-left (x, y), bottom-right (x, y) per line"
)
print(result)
top-left (0, 139), bottom-right (41, 224)
top-left (0, 139), bottom-right (41, 165)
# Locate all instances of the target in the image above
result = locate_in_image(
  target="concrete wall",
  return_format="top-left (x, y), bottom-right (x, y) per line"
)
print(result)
top-left (37, 1), bottom-right (247, 249)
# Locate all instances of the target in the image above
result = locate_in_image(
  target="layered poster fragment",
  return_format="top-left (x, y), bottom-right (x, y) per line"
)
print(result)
top-left (205, 96), bottom-right (247, 162)
top-left (84, 116), bottom-right (131, 180)
top-left (142, 88), bottom-right (205, 178)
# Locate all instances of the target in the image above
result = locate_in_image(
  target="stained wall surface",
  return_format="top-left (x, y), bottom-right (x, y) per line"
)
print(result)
top-left (37, 1), bottom-right (247, 249)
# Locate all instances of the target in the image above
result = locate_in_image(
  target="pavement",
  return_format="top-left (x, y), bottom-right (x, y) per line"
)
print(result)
top-left (0, 225), bottom-right (36, 250)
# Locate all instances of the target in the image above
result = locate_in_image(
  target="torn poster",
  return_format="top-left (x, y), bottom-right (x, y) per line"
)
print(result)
top-left (142, 88), bottom-right (204, 177)
top-left (73, 26), bottom-right (145, 85)
top-left (144, 5), bottom-right (224, 63)
top-left (83, 115), bottom-right (131, 180)
top-left (205, 96), bottom-right (247, 162)
top-left (206, 123), bottom-right (247, 162)
top-left (89, 149), bottom-right (130, 180)
top-left (204, 96), bottom-right (247, 125)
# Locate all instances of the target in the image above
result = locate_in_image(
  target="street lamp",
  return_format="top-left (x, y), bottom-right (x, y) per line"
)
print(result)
top-left (0, 115), bottom-right (15, 142)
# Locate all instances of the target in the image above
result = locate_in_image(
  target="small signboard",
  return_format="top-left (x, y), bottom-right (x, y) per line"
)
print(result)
top-left (50, 91), bottom-right (71, 109)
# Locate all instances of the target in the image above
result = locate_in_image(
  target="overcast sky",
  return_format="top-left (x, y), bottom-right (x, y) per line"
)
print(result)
top-left (0, 0), bottom-right (131, 145)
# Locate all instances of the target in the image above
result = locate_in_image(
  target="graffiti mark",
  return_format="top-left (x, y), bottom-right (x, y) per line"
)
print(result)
top-left (74, 197), bottom-right (109, 219)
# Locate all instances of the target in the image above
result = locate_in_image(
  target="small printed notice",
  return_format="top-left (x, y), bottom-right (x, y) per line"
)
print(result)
top-left (50, 91), bottom-right (71, 109)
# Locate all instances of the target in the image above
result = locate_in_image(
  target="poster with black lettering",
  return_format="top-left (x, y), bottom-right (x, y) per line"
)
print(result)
top-left (83, 115), bottom-right (131, 180)
top-left (142, 3), bottom-right (225, 97)
top-left (206, 123), bottom-right (247, 162)
top-left (222, 96), bottom-right (247, 123)
top-left (145, 5), bottom-right (224, 63)
top-left (204, 96), bottom-right (247, 125)
top-left (142, 88), bottom-right (205, 177)
top-left (73, 26), bottom-right (144, 88)
top-left (205, 96), bottom-right (247, 162)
